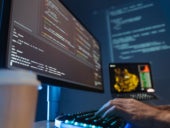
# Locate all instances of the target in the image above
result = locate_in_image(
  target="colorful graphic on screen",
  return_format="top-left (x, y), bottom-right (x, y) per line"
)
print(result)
top-left (138, 65), bottom-right (153, 92)
top-left (113, 67), bottom-right (139, 92)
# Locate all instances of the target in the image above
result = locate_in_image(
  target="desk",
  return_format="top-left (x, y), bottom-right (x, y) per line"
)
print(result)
top-left (34, 121), bottom-right (55, 128)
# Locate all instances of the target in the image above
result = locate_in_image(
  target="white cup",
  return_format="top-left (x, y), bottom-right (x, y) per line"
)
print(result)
top-left (0, 69), bottom-right (41, 128)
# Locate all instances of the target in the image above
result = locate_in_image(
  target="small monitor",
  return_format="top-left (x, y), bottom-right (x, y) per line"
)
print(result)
top-left (109, 63), bottom-right (157, 100)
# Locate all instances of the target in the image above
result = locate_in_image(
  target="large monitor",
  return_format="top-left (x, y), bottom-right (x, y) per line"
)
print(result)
top-left (0, 0), bottom-right (103, 92)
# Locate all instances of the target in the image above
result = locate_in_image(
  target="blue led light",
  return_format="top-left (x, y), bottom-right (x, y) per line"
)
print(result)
top-left (64, 120), bottom-right (103, 128)
top-left (124, 123), bottom-right (132, 128)
top-left (110, 121), bottom-right (116, 126)
top-left (83, 123), bottom-right (87, 127)
top-left (74, 122), bottom-right (78, 125)
top-left (64, 120), bottom-right (69, 123)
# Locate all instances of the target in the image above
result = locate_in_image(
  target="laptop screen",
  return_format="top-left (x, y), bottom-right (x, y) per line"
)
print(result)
top-left (109, 63), bottom-right (155, 94)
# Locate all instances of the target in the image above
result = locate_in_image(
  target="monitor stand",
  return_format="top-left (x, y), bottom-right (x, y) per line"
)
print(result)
top-left (47, 85), bottom-right (61, 121)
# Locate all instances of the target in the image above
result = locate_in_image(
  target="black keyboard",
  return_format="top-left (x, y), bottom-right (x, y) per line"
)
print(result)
top-left (116, 92), bottom-right (157, 100)
top-left (55, 110), bottom-right (130, 128)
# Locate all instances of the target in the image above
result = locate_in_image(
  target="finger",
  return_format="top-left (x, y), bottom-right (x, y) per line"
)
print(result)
top-left (111, 98), bottom-right (136, 109)
top-left (102, 106), bottom-right (116, 118)
top-left (102, 103), bottom-right (128, 118)
top-left (95, 100), bottom-right (113, 117)
top-left (95, 98), bottom-right (128, 117)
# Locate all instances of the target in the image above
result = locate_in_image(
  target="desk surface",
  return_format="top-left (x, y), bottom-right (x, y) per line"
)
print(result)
top-left (34, 121), bottom-right (55, 128)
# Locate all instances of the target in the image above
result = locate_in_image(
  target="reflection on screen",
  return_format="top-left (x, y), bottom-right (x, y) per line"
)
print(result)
top-left (6, 0), bottom-right (103, 91)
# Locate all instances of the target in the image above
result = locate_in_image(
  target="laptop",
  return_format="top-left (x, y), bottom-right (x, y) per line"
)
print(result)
top-left (109, 62), bottom-right (158, 100)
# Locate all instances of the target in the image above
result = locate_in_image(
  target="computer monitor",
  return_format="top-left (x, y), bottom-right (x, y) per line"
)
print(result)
top-left (109, 63), bottom-right (158, 100)
top-left (0, 0), bottom-right (103, 92)
top-left (109, 63), bottom-right (155, 93)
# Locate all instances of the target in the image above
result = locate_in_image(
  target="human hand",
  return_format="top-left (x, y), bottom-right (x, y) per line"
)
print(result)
top-left (95, 98), bottom-right (161, 128)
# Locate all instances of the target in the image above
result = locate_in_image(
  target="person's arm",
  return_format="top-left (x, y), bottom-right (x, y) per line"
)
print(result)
top-left (156, 105), bottom-right (170, 111)
top-left (95, 98), bottom-right (170, 128)
top-left (153, 109), bottom-right (170, 128)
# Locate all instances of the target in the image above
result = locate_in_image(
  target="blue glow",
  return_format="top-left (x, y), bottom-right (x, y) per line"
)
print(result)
top-left (83, 123), bottom-right (87, 127)
top-left (64, 120), bottom-right (69, 124)
top-left (64, 120), bottom-right (103, 128)
top-left (110, 121), bottom-right (117, 126)
top-left (74, 122), bottom-right (78, 125)
top-left (124, 123), bottom-right (132, 128)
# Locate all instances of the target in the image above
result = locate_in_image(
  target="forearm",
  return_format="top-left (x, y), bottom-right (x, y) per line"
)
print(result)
top-left (153, 110), bottom-right (170, 128)
top-left (157, 105), bottom-right (170, 111)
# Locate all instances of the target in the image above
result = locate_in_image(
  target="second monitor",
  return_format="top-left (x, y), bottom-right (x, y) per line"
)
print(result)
top-left (109, 62), bottom-right (157, 100)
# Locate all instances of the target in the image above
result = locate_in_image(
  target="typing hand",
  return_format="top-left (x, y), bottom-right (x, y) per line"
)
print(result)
top-left (95, 98), bottom-right (161, 128)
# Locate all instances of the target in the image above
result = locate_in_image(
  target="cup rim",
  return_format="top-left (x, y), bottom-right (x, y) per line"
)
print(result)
top-left (0, 69), bottom-right (41, 86)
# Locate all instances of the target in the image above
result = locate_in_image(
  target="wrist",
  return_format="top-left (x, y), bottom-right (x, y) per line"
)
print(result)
top-left (153, 110), bottom-right (170, 128)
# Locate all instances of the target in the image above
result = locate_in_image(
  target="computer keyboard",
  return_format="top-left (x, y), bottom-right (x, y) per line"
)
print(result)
top-left (55, 110), bottom-right (131, 128)
top-left (116, 92), bottom-right (157, 100)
